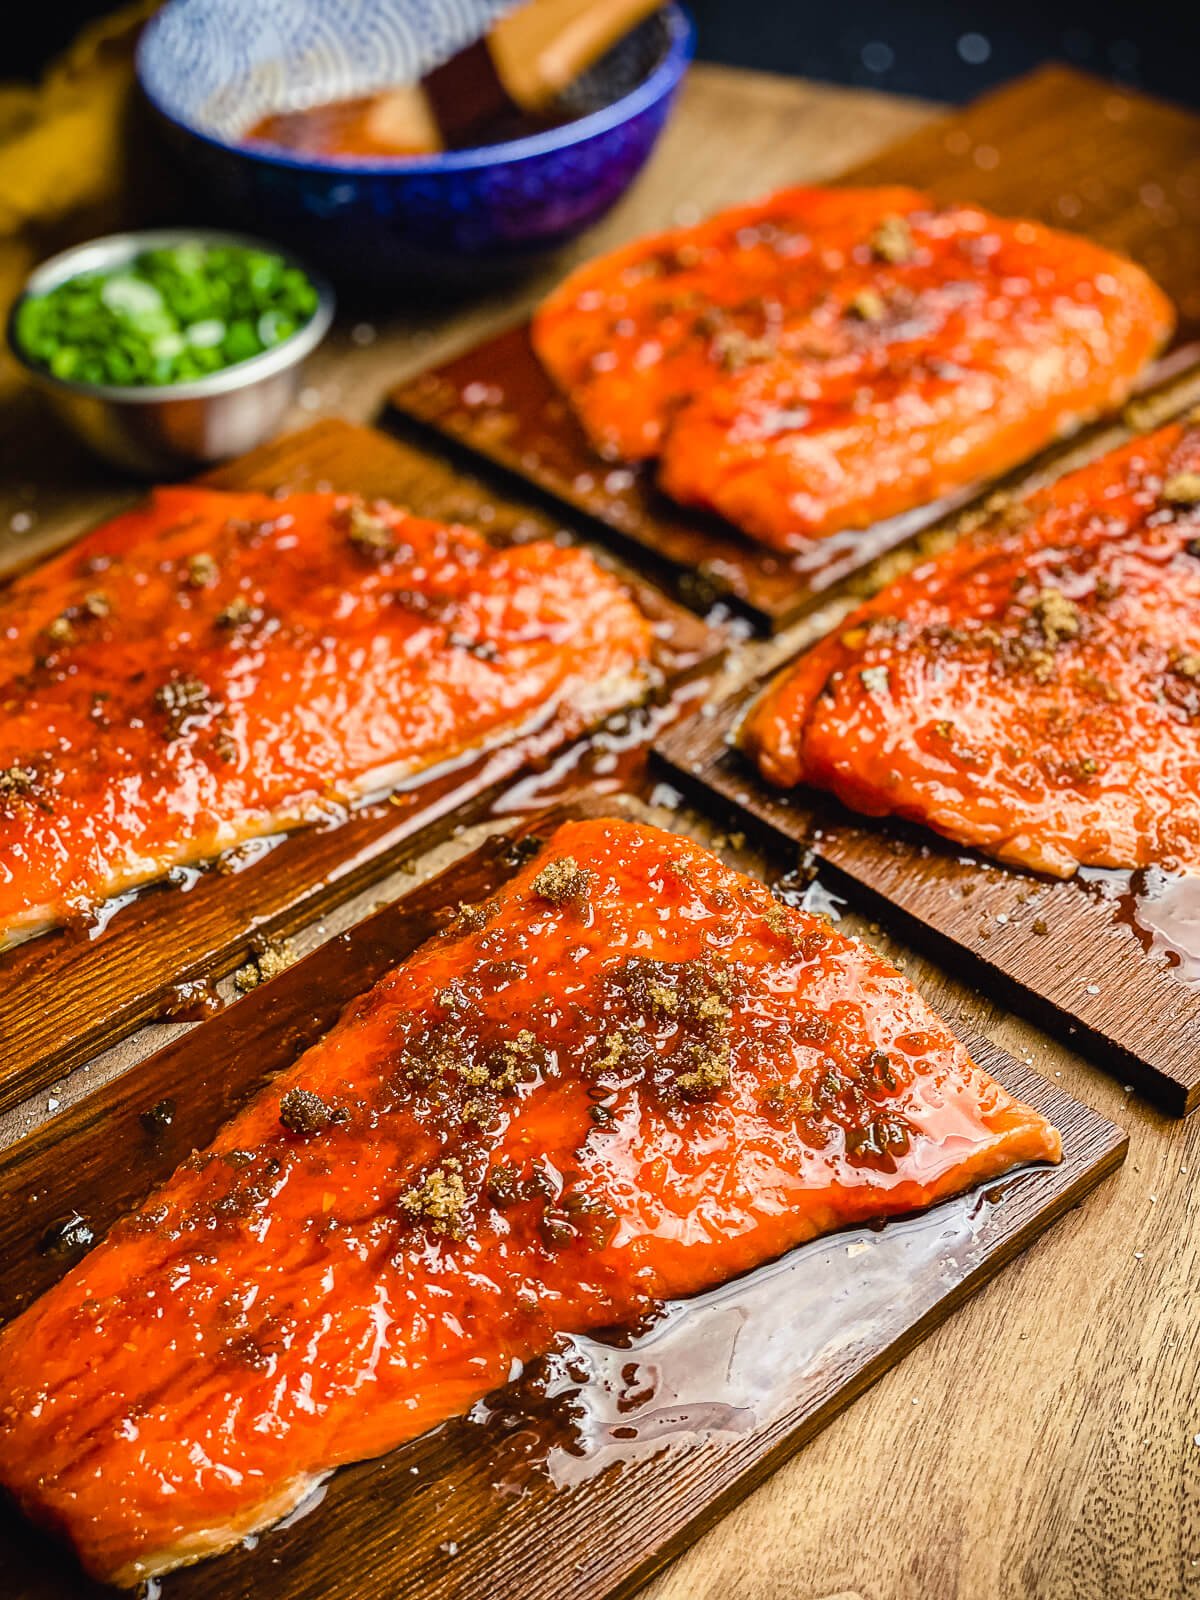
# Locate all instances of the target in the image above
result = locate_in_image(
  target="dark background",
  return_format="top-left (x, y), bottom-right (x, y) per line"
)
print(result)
top-left (11, 1), bottom-right (1200, 109)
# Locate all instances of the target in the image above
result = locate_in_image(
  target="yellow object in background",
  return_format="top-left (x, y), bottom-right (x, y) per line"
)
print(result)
top-left (0, 2), bottom-right (161, 395)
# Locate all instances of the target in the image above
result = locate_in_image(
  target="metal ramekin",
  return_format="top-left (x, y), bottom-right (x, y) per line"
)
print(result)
top-left (6, 228), bottom-right (335, 477)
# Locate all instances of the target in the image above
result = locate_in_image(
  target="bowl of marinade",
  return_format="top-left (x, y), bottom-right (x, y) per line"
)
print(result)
top-left (135, 0), bottom-right (694, 285)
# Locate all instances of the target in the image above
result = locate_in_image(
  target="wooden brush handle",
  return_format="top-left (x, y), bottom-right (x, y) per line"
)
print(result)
top-left (490, 0), bottom-right (666, 111)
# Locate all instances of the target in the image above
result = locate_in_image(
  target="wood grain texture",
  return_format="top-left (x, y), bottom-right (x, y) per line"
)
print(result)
top-left (0, 798), bottom-right (1126, 1600)
top-left (388, 66), bottom-right (1200, 631)
top-left (0, 419), bottom-right (718, 1120)
top-left (844, 64), bottom-right (1200, 339)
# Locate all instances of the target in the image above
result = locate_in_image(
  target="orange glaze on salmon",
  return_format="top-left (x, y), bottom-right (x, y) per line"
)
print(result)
top-left (532, 186), bottom-right (1173, 551)
top-left (0, 488), bottom-right (653, 945)
top-left (743, 420), bottom-right (1200, 877)
top-left (0, 817), bottom-right (1061, 1585)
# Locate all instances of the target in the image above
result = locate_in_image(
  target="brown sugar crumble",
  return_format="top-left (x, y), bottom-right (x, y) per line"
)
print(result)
top-left (869, 214), bottom-right (914, 264)
top-left (0, 764), bottom-right (37, 798)
top-left (758, 1079), bottom-right (815, 1116)
top-left (711, 328), bottom-right (775, 372)
top-left (45, 615), bottom-right (76, 644)
top-left (234, 934), bottom-right (297, 993)
top-left (1163, 472), bottom-right (1200, 506)
top-left (1031, 587), bottom-right (1081, 646)
top-left (185, 552), bottom-right (219, 589)
top-left (453, 900), bottom-right (491, 933)
top-left (848, 288), bottom-right (886, 323)
top-left (492, 1030), bottom-right (543, 1091)
top-left (591, 1033), bottom-right (627, 1076)
top-left (675, 965), bottom-right (735, 1099)
top-left (279, 1087), bottom-right (341, 1136)
top-left (531, 855), bottom-right (593, 904)
top-left (154, 674), bottom-right (211, 738)
top-left (400, 1160), bottom-right (468, 1237)
top-left (346, 505), bottom-right (398, 558)
top-left (485, 1163), bottom-right (520, 1206)
top-left (761, 896), bottom-right (808, 949)
top-left (216, 596), bottom-right (258, 629)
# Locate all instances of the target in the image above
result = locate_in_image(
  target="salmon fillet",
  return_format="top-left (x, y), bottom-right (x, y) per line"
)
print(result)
top-left (532, 185), bottom-right (1173, 551)
top-left (0, 488), bottom-right (653, 945)
top-left (0, 817), bottom-right (1060, 1586)
top-left (742, 421), bottom-right (1200, 877)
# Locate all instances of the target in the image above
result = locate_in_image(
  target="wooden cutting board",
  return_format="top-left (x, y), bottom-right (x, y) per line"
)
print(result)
top-left (0, 797), bottom-right (1126, 1600)
top-left (0, 419), bottom-right (718, 1120)
top-left (387, 65), bottom-right (1200, 631)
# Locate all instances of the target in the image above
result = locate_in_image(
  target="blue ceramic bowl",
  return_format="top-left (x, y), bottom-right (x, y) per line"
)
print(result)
top-left (136, 0), bottom-right (693, 285)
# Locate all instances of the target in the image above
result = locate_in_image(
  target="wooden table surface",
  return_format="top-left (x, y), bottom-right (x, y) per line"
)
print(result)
top-left (1, 64), bottom-right (1198, 1600)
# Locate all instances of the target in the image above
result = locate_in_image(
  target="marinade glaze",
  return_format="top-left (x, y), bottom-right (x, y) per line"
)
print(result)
top-left (0, 818), bottom-right (1060, 1585)
top-left (743, 421), bottom-right (1200, 877)
top-left (0, 488), bottom-right (653, 944)
top-left (532, 185), bottom-right (1172, 551)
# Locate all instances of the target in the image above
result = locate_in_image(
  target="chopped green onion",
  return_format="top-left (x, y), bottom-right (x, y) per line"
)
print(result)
top-left (100, 276), bottom-right (164, 319)
top-left (15, 242), bottom-right (321, 389)
top-left (186, 318), bottom-right (226, 349)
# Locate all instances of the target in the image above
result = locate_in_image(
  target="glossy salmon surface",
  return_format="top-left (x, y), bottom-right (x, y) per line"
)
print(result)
top-left (0, 817), bottom-right (1060, 1585)
top-left (532, 186), bottom-right (1172, 551)
top-left (0, 488), bottom-right (653, 945)
top-left (743, 421), bottom-right (1200, 876)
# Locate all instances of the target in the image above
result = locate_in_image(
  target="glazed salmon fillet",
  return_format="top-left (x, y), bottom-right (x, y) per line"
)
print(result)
top-left (0, 817), bottom-right (1060, 1585)
top-left (743, 420), bottom-right (1200, 877)
top-left (0, 487), bottom-right (653, 945)
top-left (532, 185), bottom-right (1172, 551)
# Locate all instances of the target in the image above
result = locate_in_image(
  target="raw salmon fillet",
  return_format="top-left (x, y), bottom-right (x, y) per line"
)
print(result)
top-left (0, 817), bottom-right (1060, 1586)
top-left (0, 487), bottom-right (653, 945)
top-left (743, 420), bottom-right (1200, 876)
top-left (532, 186), bottom-right (1173, 551)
